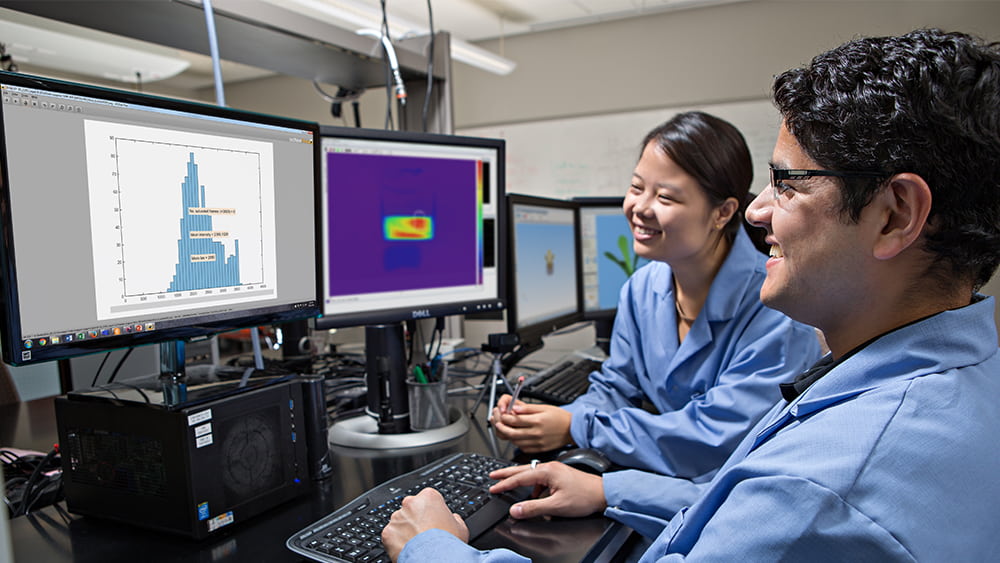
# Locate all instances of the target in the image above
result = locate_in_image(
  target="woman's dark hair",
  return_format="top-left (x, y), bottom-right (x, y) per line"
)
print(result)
top-left (640, 111), bottom-right (757, 246)
top-left (773, 28), bottom-right (1000, 289)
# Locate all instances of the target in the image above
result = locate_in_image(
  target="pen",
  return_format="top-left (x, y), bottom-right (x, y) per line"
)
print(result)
top-left (413, 365), bottom-right (429, 384)
top-left (506, 375), bottom-right (525, 413)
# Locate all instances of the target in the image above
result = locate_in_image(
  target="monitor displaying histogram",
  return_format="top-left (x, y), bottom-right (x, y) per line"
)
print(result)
top-left (85, 121), bottom-right (278, 321)
top-left (0, 72), bottom-right (319, 366)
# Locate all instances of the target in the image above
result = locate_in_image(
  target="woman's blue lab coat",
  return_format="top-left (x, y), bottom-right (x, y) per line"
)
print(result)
top-left (562, 226), bottom-right (820, 477)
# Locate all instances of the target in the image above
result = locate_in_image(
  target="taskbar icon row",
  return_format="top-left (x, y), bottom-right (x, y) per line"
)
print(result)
top-left (23, 323), bottom-right (157, 350)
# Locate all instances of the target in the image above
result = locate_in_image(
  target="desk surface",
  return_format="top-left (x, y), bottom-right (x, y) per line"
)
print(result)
top-left (5, 375), bottom-right (627, 563)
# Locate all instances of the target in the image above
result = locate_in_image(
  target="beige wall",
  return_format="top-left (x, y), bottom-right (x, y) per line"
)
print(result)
top-left (449, 1), bottom-right (1000, 128)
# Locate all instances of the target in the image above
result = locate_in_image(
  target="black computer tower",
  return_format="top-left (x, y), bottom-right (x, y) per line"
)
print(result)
top-left (55, 378), bottom-right (310, 539)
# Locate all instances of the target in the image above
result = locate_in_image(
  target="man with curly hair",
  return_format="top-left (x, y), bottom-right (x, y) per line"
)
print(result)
top-left (382, 28), bottom-right (1000, 561)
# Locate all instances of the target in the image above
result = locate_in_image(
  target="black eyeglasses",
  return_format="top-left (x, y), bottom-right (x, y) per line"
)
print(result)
top-left (769, 168), bottom-right (887, 198)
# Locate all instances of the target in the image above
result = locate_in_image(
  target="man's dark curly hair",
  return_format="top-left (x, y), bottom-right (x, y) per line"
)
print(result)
top-left (773, 28), bottom-right (1000, 290)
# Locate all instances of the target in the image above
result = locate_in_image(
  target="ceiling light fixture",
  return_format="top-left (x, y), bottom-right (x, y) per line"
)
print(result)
top-left (269, 0), bottom-right (516, 75)
top-left (0, 15), bottom-right (190, 83)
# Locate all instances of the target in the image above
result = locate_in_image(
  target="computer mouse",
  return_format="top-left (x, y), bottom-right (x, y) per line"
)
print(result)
top-left (556, 447), bottom-right (612, 475)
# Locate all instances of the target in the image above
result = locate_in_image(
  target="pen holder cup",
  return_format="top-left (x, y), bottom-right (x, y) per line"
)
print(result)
top-left (406, 377), bottom-right (450, 431)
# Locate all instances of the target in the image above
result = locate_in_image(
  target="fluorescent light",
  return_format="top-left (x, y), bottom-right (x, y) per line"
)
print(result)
top-left (450, 41), bottom-right (516, 76)
top-left (0, 17), bottom-right (189, 83)
top-left (269, 0), bottom-right (516, 75)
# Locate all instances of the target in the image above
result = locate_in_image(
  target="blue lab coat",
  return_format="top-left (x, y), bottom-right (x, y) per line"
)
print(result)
top-left (563, 226), bottom-right (821, 477)
top-left (401, 296), bottom-right (1000, 562)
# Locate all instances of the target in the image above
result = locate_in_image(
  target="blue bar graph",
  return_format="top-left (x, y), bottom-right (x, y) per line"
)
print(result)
top-left (167, 153), bottom-right (241, 292)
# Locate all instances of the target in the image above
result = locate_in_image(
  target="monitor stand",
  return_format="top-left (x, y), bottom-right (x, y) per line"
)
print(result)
top-left (327, 406), bottom-right (469, 449)
top-left (159, 340), bottom-right (189, 407)
top-left (593, 318), bottom-right (614, 355)
top-left (327, 322), bottom-right (469, 449)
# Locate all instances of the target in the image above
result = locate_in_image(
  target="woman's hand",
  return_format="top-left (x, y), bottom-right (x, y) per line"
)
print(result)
top-left (491, 397), bottom-right (574, 452)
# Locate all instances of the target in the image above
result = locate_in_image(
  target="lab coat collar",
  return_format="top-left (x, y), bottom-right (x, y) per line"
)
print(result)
top-left (662, 228), bottom-right (764, 363)
top-left (752, 296), bottom-right (997, 449)
top-left (693, 227), bottom-right (762, 323)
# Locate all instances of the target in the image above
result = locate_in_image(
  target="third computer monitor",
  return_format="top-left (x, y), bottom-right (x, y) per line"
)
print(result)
top-left (575, 196), bottom-right (648, 352)
top-left (575, 196), bottom-right (649, 318)
top-left (506, 194), bottom-right (582, 352)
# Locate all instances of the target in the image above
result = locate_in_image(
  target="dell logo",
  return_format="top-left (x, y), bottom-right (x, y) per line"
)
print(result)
top-left (412, 309), bottom-right (431, 318)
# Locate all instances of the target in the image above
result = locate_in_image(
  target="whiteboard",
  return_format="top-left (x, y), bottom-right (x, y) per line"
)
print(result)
top-left (459, 98), bottom-right (780, 199)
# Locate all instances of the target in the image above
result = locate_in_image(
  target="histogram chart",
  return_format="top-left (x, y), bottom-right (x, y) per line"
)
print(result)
top-left (86, 120), bottom-right (278, 321)
top-left (168, 153), bottom-right (243, 292)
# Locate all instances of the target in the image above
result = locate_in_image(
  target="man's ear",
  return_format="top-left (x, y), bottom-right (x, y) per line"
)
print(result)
top-left (872, 173), bottom-right (932, 260)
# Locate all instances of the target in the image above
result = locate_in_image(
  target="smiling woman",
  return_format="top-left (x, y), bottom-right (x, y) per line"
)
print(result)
top-left (490, 111), bottom-right (821, 477)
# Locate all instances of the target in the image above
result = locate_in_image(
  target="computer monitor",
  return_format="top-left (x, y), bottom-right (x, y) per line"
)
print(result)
top-left (0, 72), bottom-right (321, 369)
top-left (504, 193), bottom-right (582, 368)
top-left (316, 126), bottom-right (505, 437)
top-left (316, 126), bottom-right (505, 330)
top-left (574, 196), bottom-right (648, 352)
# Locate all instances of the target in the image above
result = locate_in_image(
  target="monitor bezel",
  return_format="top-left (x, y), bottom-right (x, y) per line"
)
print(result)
top-left (0, 72), bottom-right (322, 366)
top-left (314, 125), bottom-right (507, 330)
top-left (505, 193), bottom-right (583, 348)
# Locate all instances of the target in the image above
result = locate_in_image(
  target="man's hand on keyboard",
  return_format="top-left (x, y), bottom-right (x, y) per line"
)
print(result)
top-left (382, 488), bottom-right (469, 561)
top-left (491, 396), bottom-right (574, 452)
top-left (488, 461), bottom-right (607, 519)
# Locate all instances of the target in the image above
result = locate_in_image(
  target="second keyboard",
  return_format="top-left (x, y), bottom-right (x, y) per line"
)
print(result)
top-left (521, 357), bottom-right (603, 405)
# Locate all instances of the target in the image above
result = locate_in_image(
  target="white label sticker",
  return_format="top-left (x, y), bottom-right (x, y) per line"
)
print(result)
top-left (188, 409), bottom-right (212, 426)
top-left (194, 422), bottom-right (212, 437)
top-left (196, 434), bottom-right (214, 448)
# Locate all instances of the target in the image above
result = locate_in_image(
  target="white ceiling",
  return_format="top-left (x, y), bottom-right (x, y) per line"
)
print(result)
top-left (299, 0), bottom-right (752, 42)
top-left (0, 0), bottom-right (750, 89)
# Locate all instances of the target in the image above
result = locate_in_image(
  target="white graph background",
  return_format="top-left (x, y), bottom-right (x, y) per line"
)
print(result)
top-left (85, 120), bottom-right (277, 320)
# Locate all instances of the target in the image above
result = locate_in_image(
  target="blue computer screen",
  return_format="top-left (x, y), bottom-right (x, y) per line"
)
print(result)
top-left (511, 202), bottom-right (578, 329)
top-left (578, 202), bottom-right (649, 314)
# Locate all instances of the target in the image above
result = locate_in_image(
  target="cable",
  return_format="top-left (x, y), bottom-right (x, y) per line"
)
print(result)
top-left (422, 0), bottom-right (435, 132)
top-left (90, 351), bottom-right (112, 388)
top-left (380, 0), bottom-right (395, 130)
top-left (352, 99), bottom-right (362, 128)
top-left (203, 0), bottom-right (226, 106)
top-left (313, 81), bottom-right (363, 104)
top-left (428, 316), bottom-right (444, 365)
top-left (358, 0), bottom-right (407, 130)
top-left (11, 445), bottom-right (60, 517)
top-left (106, 347), bottom-right (134, 384)
top-left (314, 81), bottom-right (365, 127)
top-left (95, 382), bottom-right (151, 403)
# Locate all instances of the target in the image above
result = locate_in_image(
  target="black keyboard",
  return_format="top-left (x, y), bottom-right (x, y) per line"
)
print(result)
top-left (286, 452), bottom-right (530, 563)
top-left (521, 358), bottom-right (603, 405)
